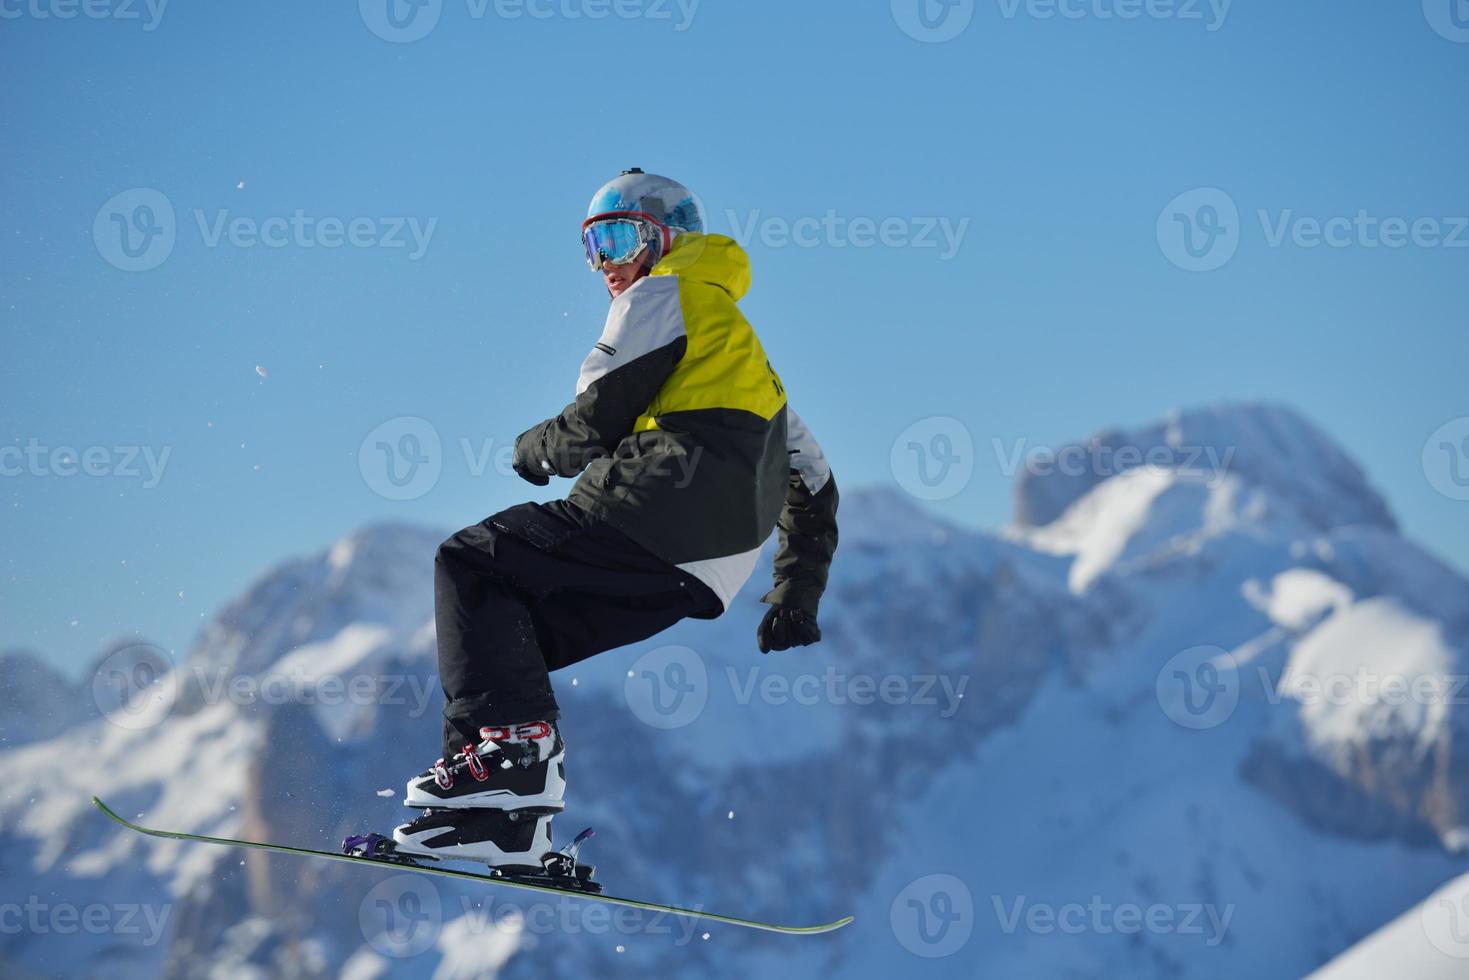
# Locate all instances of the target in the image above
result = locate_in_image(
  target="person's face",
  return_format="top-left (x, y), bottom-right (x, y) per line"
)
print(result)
top-left (602, 254), bottom-right (648, 298)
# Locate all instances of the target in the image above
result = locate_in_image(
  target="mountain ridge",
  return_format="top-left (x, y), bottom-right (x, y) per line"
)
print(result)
top-left (3, 401), bottom-right (1466, 978)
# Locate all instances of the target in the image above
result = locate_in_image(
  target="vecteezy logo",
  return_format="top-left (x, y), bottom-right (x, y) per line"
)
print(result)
top-left (360, 874), bottom-right (443, 958)
top-left (359, 0), bottom-right (442, 43)
top-left (1422, 875), bottom-right (1469, 958)
top-left (358, 416), bottom-right (443, 501)
top-left (1157, 188), bottom-right (1241, 272)
top-left (891, 0), bottom-right (975, 43)
top-left (91, 644), bottom-right (178, 731)
top-left (1422, 417), bottom-right (1469, 501)
top-left (890, 416), bottom-right (974, 501)
top-left (1423, 0), bottom-right (1469, 42)
top-left (890, 874), bottom-right (974, 957)
top-left (93, 188), bottom-right (177, 272)
top-left (1156, 645), bottom-right (1240, 729)
top-left (624, 645), bottom-right (708, 730)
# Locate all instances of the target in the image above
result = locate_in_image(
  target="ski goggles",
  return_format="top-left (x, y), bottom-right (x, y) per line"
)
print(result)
top-left (582, 211), bottom-right (671, 271)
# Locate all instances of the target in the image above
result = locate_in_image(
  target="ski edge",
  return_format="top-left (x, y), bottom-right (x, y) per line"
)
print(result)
top-left (90, 797), bottom-right (854, 936)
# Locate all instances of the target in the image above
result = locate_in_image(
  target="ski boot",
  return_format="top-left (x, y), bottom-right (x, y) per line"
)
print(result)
top-left (354, 719), bottom-right (599, 891)
top-left (391, 803), bottom-right (558, 866)
top-left (403, 721), bottom-right (566, 811)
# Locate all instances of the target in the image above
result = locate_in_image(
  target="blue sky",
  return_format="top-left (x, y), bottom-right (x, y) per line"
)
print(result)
top-left (3, 0), bottom-right (1467, 675)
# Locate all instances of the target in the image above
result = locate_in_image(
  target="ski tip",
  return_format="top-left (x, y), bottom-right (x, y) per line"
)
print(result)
top-left (92, 797), bottom-right (139, 829)
top-left (808, 915), bottom-right (854, 933)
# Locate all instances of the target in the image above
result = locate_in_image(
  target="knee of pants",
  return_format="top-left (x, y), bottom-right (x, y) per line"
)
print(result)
top-left (436, 526), bottom-right (495, 571)
top-left (436, 525), bottom-right (475, 558)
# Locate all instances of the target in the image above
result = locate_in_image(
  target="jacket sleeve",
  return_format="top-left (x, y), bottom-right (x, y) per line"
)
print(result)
top-left (761, 406), bottom-right (839, 617)
top-left (514, 277), bottom-right (687, 478)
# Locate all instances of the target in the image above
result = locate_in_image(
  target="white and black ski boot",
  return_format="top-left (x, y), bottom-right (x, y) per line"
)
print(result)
top-left (393, 720), bottom-right (572, 870)
top-left (392, 805), bottom-right (558, 868)
top-left (403, 720), bottom-right (566, 811)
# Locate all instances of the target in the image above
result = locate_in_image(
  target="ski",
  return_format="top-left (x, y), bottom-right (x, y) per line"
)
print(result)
top-left (91, 797), bottom-right (854, 936)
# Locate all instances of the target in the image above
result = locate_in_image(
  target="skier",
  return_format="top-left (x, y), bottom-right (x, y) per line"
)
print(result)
top-left (391, 170), bottom-right (839, 874)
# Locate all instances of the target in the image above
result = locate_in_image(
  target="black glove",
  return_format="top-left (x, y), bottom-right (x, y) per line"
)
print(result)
top-left (511, 435), bottom-right (551, 487)
top-left (757, 605), bottom-right (822, 654)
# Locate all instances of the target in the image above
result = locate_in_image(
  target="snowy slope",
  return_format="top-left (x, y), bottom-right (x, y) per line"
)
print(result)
top-left (2, 401), bottom-right (1467, 979)
top-left (1011, 401), bottom-right (1397, 533)
top-left (1307, 871), bottom-right (1469, 979)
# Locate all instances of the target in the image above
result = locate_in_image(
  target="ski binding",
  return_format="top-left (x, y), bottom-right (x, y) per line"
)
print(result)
top-left (342, 825), bottom-right (603, 894)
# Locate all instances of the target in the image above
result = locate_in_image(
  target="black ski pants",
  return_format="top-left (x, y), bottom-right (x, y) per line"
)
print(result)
top-left (434, 499), bottom-right (721, 759)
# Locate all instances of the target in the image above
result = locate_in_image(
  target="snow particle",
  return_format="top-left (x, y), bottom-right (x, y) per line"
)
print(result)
top-left (614, 945), bottom-right (625, 954)
top-left (702, 932), bottom-right (710, 941)
top-left (727, 810), bottom-right (735, 820)
top-left (255, 365), bottom-right (268, 379)
top-left (376, 788), bottom-right (395, 798)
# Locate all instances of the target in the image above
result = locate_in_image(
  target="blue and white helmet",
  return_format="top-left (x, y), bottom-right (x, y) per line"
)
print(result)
top-left (586, 168), bottom-right (703, 235)
top-left (582, 169), bottom-right (703, 271)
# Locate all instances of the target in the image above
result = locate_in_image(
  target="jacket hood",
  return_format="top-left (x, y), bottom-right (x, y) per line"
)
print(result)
top-left (650, 233), bottom-right (751, 301)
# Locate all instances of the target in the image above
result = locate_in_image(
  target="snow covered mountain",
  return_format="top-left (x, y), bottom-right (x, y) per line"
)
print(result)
top-left (3, 401), bottom-right (1467, 979)
top-left (0, 650), bottom-right (86, 749)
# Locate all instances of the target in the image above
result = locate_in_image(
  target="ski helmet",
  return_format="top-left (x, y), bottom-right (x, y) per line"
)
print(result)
top-left (582, 168), bottom-right (703, 271)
